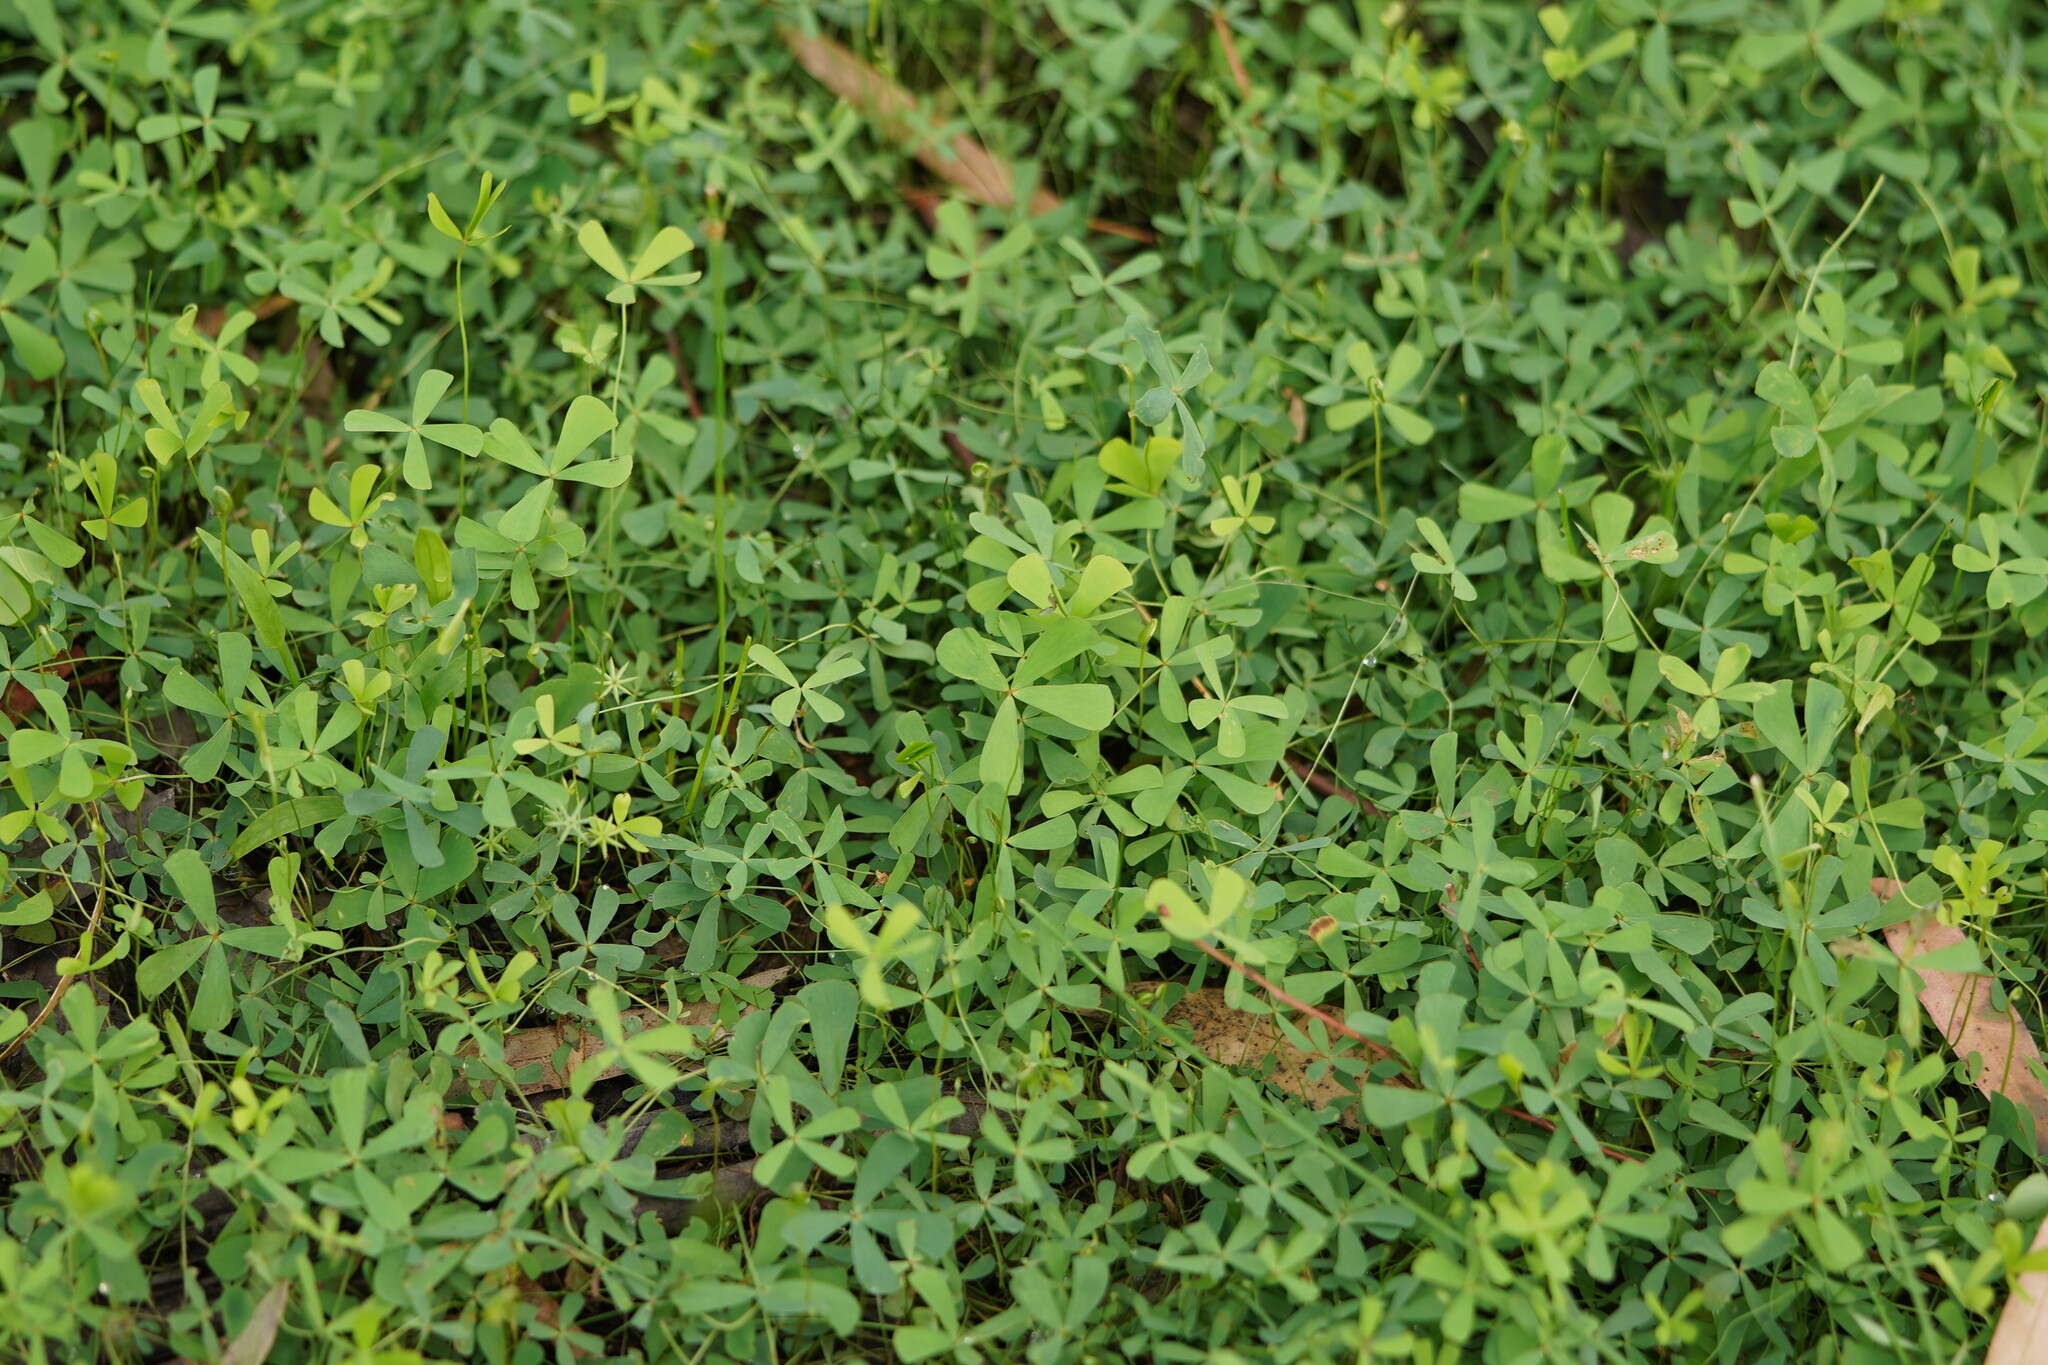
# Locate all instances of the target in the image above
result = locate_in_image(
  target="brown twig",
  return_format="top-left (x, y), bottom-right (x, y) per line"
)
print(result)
top-left (943, 428), bottom-right (978, 473)
top-left (1173, 922), bottom-right (1400, 1063)
top-left (1088, 217), bottom-right (1155, 244)
top-left (1286, 753), bottom-right (1385, 816)
top-left (195, 293), bottom-right (293, 338)
top-left (0, 883), bottom-right (106, 1068)
top-left (663, 332), bottom-right (703, 418)
top-left (1442, 880), bottom-right (1485, 972)
top-left (1497, 1102), bottom-right (1643, 1164)
top-left (908, 178), bottom-right (1151, 247)
top-left (1209, 8), bottom-right (1253, 99)
top-left (783, 28), bottom-right (1056, 213)
top-left (902, 186), bottom-right (945, 231)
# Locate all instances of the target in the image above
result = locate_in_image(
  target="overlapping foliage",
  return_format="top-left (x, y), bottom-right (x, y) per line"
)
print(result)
top-left (5, 0), bottom-right (2048, 1360)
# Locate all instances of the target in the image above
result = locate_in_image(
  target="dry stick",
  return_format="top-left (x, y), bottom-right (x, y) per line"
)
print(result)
top-left (780, 27), bottom-right (1154, 243)
top-left (1209, 8), bottom-right (1253, 99)
top-left (943, 429), bottom-right (978, 473)
top-left (1291, 772), bottom-right (1471, 976)
top-left (0, 884), bottom-right (106, 1068)
top-left (901, 186), bottom-right (946, 232)
top-left (1177, 927), bottom-right (1396, 1063)
top-left (1285, 753), bottom-right (1385, 817)
top-left (782, 27), bottom-right (1054, 211)
top-left (1165, 909), bottom-right (1643, 1163)
top-left (663, 332), bottom-right (703, 419)
top-left (1086, 217), bottom-right (1156, 245)
top-left (1441, 880), bottom-right (1486, 974)
top-left (194, 292), bottom-right (293, 339)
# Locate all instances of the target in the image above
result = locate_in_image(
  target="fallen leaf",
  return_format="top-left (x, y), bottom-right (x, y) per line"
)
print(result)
top-left (519, 1274), bottom-right (561, 1328)
top-left (1160, 986), bottom-right (1361, 1109)
top-left (780, 28), bottom-right (1055, 215)
top-left (2, 646), bottom-right (101, 722)
top-left (1884, 917), bottom-right (2048, 1148)
top-left (464, 967), bottom-right (791, 1096)
top-left (218, 1280), bottom-right (289, 1365)
top-left (1990, 1214), bottom-right (2048, 1365)
top-left (780, 28), bottom-right (1152, 243)
top-left (1889, 918), bottom-right (2048, 1365)
top-left (1125, 979), bottom-right (1631, 1160)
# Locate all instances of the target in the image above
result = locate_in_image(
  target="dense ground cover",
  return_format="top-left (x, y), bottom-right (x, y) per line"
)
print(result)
top-left (6, 0), bottom-right (2048, 1360)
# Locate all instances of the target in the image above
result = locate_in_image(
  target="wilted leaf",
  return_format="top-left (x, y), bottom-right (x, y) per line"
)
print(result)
top-left (780, 28), bottom-right (1058, 215)
top-left (1884, 917), bottom-right (2048, 1148)
top-left (1159, 986), bottom-right (1361, 1109)
top-left (464, 967), bottom-right (791, 1095)
top-left (1989, 1214), bottom-right (2048, 1365)
top-left (218, 1281), bottom-right (290, 1365)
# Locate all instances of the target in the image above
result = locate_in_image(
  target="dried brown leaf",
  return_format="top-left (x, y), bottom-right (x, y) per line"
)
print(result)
top-left (1884, 917), bottom-right (2048, 1147)
top-left (1990, 1215), bottom-right (2048, 1365)
top-left (780, 29), bottom-right (1057, 215)
top-left (468, 967), bottom-right (791, 1096)
top-left (1161, 986), bottom-right (1359, 1109)
top-left (517, 1272), bottom-right (562, 1330)
top-left (1887, 917), bottom-right (2048, 1364)
top-left (217, 1280), bottom-right (289, 1365)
